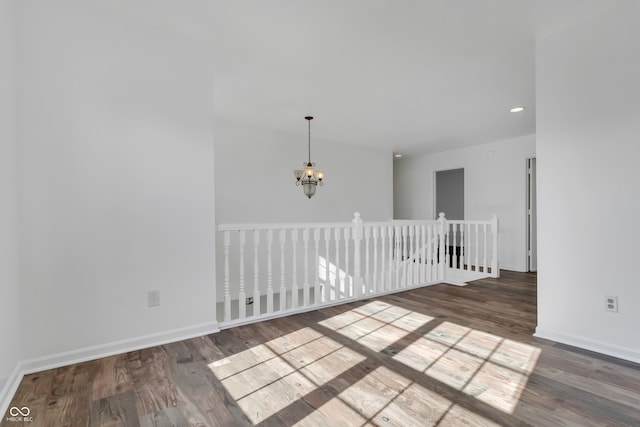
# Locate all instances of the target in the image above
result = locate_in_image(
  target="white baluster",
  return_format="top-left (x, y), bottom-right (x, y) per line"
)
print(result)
top-left (279, 229), bottom-right (286, 311)
top-left (460, 223), bottom-right (465, 270)
top-left (395, 226), bottom-right (401, 289)
top-left (334, 228), bottom-right (341, 299)
top-left (411, 225), bottom-right (420, 286)
top-left (408, 225), bottom-right (414, 286)
top-left (292, 229), bottom-right (299, 309)
top-left (388, 226), bottom-right (394, 289)
top-left (364, 226), bottom-right (371, 295)
top-left (402, 225), bottom-right (408, 288)
top-left (373, 226), bottom-right (379, 294)
top-left (314, 228), bottom-right (321, 306)
top-left (416, 225), bottom-right (421, 285)
top-left (267, 229), bottom-right (274, 314)
top-left (238, 230), bottom-right (246, 320)
top-left (324, 228), bottom-right (331, 302)
top-left (223, 230), bottom-right (231, 323)
top-left (452, 224), bottom-right (458, 270)
top-left (253, 230), bottom-right (261, 317)
top-left (475, 223), bottom-right (479, 272)
top-left (438, 213), bottom-right (446, 281)
top-left (352, 212), bottom-right (363, 299)
top-left (380, 226), bottom-right (386, 292)
top-left (491, 214), bottom-right (500, 278)
top-left (303, 228), bottom-right (310, 308)
top-left (483, 223), bottom-right (488, 273)
top-left (416, 225), bottom-right (422, 284)
top-left (426, 225), bottom-right (433, 282)
top-left (421, 224), bottom-right (426, 284)
top-left (344, 227), bottom-right (351, 297)
top-left (446, 222), bottom-right (451, 269)
top-left (468, 223), bottom-right (472, 271)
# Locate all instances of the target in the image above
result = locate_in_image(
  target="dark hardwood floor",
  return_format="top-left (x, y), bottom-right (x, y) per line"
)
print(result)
top-left (4, 271), bottom-right (640, 426)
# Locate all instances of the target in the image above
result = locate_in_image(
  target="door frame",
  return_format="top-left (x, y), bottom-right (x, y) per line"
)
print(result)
top-left (433, 166), bottom-right (466, 220)
top-left (525, 156), bottom-right (537, 272)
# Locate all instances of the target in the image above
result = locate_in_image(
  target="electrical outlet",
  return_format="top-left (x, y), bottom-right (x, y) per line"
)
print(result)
top-left (148, 290), bottom-right (160, 307)
top-left (605, 295), bottom-right (618, 313)
top-left (246, 297), bottom-right (254, 305)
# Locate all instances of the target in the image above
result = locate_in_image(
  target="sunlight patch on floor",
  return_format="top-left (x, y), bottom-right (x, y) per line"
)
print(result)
top-left (211, 301), bottom-right (541, 424)
top-left (298, 366), bottom-right (499, 426)
top-left (209, 327), bottom-right (366, 424)
top-left (208, 342), bottom-right (277, 380)
top-left (322, 305), bottom-right (541, 415)
top-left (235, 370), bottom-right (317, 424)
top-left (294, 396), bottom-right (369, 427)
top-left (462, 339), bottom-right (541, 413)
top-left (439, 404), bottom-right (502, 426)
top-left (319, 301), bottom-right (434, 353)
top-left (338, 366), bottom-right (449, 425)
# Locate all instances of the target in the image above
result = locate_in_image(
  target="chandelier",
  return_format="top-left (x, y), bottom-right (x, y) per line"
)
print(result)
top-left (294, 116), bottom-right (324, 199)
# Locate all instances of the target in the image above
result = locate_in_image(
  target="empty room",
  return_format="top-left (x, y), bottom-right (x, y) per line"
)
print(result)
top-left (1, 1), bottom-right (639, 426)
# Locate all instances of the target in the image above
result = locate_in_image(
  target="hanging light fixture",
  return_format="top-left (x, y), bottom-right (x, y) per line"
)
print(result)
top-left (293, 116), bottom-right (324, 199)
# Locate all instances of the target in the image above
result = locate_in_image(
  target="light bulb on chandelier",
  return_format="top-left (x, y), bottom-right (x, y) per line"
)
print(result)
top-left (293, 116), bottom-right (325, 199)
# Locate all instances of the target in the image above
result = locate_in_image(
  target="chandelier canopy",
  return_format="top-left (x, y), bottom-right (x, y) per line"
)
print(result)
top-left (293, 116), bottom-right (324, 199)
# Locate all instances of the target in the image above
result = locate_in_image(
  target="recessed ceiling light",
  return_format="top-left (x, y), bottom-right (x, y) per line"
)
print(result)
top-left (393, 153), bottom-right (403, 158)
top-left (510, 107), bottom-right (525, 113)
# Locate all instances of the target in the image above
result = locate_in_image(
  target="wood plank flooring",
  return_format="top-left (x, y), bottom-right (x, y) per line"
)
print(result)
top-left (4, 271), bottom-right (640, 426)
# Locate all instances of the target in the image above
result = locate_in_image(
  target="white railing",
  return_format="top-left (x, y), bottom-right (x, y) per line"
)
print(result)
top-left (217, 212), bottom-right (498, 328)
top-left (445, 215), bottom-right (499, 278)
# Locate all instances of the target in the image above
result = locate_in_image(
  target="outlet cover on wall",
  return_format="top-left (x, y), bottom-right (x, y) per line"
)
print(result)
top-left (148, 290), bottom-right (160, 307)
top-left (605, 295), bottom-right (618, 313)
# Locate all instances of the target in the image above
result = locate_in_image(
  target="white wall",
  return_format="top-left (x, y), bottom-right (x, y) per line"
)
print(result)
top-left (16, 1), bottom-right (217, 362)
top-left (0, 0), bottom-right (20, 396)
top-left (536, 2), bottom-right (640, 362)
top-left (215, 120), bottom-right (393, 300)
top-left (394, 134), bottom-right (536, 272)
top-left (215, 120), bottom-right (393, 224)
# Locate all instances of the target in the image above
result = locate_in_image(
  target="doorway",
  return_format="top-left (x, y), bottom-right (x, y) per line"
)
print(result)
top-left (527, 158), bottom-right (537, 272)
top-left (435, 168), bottom-right (464, 220)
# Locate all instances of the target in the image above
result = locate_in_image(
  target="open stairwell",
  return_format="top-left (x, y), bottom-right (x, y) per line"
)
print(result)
top-left (217, 212), bottom-right (499, 328)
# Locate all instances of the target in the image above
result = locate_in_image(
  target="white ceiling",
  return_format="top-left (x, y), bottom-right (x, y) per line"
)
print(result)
top-left (101, 0), bottom-right (626, 156)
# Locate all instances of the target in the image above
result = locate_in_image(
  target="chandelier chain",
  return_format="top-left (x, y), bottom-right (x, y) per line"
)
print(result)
top-left (307, 117), bottom-right (312, 164)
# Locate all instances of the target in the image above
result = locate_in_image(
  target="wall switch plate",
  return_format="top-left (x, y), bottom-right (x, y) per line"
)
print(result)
top-left (148, 290), bottom-right (160, 307)
top-left (605, 295), bottom-right (618, 313)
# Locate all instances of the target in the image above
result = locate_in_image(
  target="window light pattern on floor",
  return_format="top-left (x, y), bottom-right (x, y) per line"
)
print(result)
top-left (209, 300), bottom-right (540, 425)
top-left (209, 327), bottom-right (366, 424)
top-left (319, 301), bottom-right (541, 414)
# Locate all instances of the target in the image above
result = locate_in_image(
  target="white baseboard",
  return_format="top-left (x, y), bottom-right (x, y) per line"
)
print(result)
top-left (219, 281), bottom-right (442, 330)
top-left (499, 265), bottom-right (528, 273)
top-left (444, 267), bottom-right (489, 286)
top-left (534, 327), bottom-right (640, 364)
top-left (0, 321), bottom-right (219, 417)
top-left (0, 363), bottom-right (23, 421)
top-left (443, 280), bottom-right (468, 287)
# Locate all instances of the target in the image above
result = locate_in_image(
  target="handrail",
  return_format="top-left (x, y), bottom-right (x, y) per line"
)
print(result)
top-left (218, 221), bottom-right (352, 231)
top-left (388, 219), bottom-right (440, 226)
top-left (447, 220), bottom-right (492, 225)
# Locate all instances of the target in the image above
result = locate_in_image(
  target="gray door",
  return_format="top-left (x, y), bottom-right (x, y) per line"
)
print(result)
top-left (527, 158), bottom-right (537, 272)
top-left (435, 168), bottom-right (464, 220)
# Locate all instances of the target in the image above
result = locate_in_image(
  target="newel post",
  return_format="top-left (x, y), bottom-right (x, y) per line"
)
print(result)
top-left (352, 212), bottom-right (363, 299)
top-left (491, 214), bottom-right (500, 278)
top-left (438, 212), bottom-right (447, 281)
